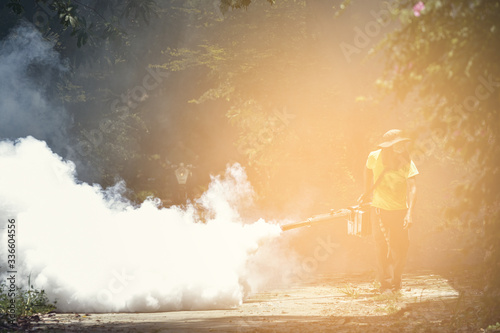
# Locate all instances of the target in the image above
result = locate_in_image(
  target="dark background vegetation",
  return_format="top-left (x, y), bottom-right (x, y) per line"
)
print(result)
top-left (1, 0), bottom-right (499, 327)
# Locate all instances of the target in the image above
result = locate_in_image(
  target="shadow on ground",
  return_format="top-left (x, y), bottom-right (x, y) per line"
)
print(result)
top-left (27, 269), bottom-right (483, 332)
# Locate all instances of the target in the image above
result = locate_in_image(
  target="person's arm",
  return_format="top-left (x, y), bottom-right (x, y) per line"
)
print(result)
top-left (404, 176), bottom-right (417, 229)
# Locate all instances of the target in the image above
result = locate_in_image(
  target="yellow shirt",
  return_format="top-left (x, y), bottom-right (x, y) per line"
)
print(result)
top-left (366, 149), bottom-right (419, 210)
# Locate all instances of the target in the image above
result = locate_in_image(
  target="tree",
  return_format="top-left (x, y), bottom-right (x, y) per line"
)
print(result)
top-left (4, 0), bottom-right (158, 49)
top-left (375, 0), bottom-right (500, 324)
top-left (0, 0), bottom-right (179, 194)
top-left (157, 0), bottom-right (372, 210)
top-left (218, 0), bottom-right (275, 13)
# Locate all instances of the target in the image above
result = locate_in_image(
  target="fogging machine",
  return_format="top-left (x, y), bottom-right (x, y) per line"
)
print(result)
top-left (285, 168), bottom-right (388, 236)
top-left (280, 204), bottom-right (372, 237)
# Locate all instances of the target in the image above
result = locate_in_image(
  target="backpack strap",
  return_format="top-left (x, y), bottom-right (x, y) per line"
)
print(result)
top-left (359, 168), bottom-right (387, 206)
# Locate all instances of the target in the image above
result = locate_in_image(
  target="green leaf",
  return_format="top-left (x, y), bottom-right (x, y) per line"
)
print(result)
top-left (6, 1), bottom-right (24, 15)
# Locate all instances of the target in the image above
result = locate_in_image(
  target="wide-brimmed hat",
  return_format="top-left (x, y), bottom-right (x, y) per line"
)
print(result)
top-left (378, 129), bottom-right (410, 148)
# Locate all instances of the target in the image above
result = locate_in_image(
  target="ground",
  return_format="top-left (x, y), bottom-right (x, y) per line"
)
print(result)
top-left (19, 269), bottom-right (489, 333)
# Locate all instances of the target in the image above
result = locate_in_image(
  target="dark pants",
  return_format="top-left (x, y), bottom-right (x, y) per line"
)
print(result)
top-left (371, 208), bottom-right (409, 290)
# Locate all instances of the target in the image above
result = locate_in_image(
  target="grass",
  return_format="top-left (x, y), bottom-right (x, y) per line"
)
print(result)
top-left (0, 275), bottom-right (57, 328)
top-left (374, 302), bottom-right (401, 315)
top-left (339, 283), bottom-right (360, 298)
top-left (339, 280), bottom-right (405, 314)
top-left (485, 322), bottom-right (500, 332)
top-left (373, 290), bottom-right (404, 315)
top-left (373, 290), bottom-right (403, 302)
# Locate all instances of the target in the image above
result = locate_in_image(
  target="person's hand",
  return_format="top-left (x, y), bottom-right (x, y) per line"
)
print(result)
top-left (357, 193), bottom-right (368, 204)
top-left (403, 211), bottom-right (413, 229)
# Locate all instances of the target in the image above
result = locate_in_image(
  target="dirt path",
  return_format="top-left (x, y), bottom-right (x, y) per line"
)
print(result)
top-left (29, 270), bottom-right (483, 332)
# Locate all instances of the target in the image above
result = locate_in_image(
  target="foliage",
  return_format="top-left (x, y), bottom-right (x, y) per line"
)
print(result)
top-left (485, 322), bottom-right (500, 332)
top-left (76, 110), bottom-right (147, 187)
top-left (375, 0), bottom-right (500, 325)
top-left (159, 0), bottom-right (367, 209)
top-left (123, 0), bottom-right (160, 24)
top-left (1, 1), bottom-right (176, 196)
top-left (5, 0), bottom-right (158, 49)
top-left (2, 0), bottom-right (377, 207)
top-left (339, 283), bottom-right (360, 298)
top-left (0, 278), bottom-right (57, 325)
top-left (219, 0), bottom-right (275, 14)
top-left (135, 190), bottom-right (158, 203)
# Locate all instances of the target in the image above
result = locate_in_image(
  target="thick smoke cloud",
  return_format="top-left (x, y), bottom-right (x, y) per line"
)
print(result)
top-left (0, 21), bottom-right (293, 313)
top-left (0, 21), bottom-right (71, 154)
top-left (0, 137), bottom-right (283, 312)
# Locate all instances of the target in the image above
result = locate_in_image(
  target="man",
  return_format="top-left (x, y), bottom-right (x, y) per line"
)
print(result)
top-left (359, 129), bottom-right (418, 293)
